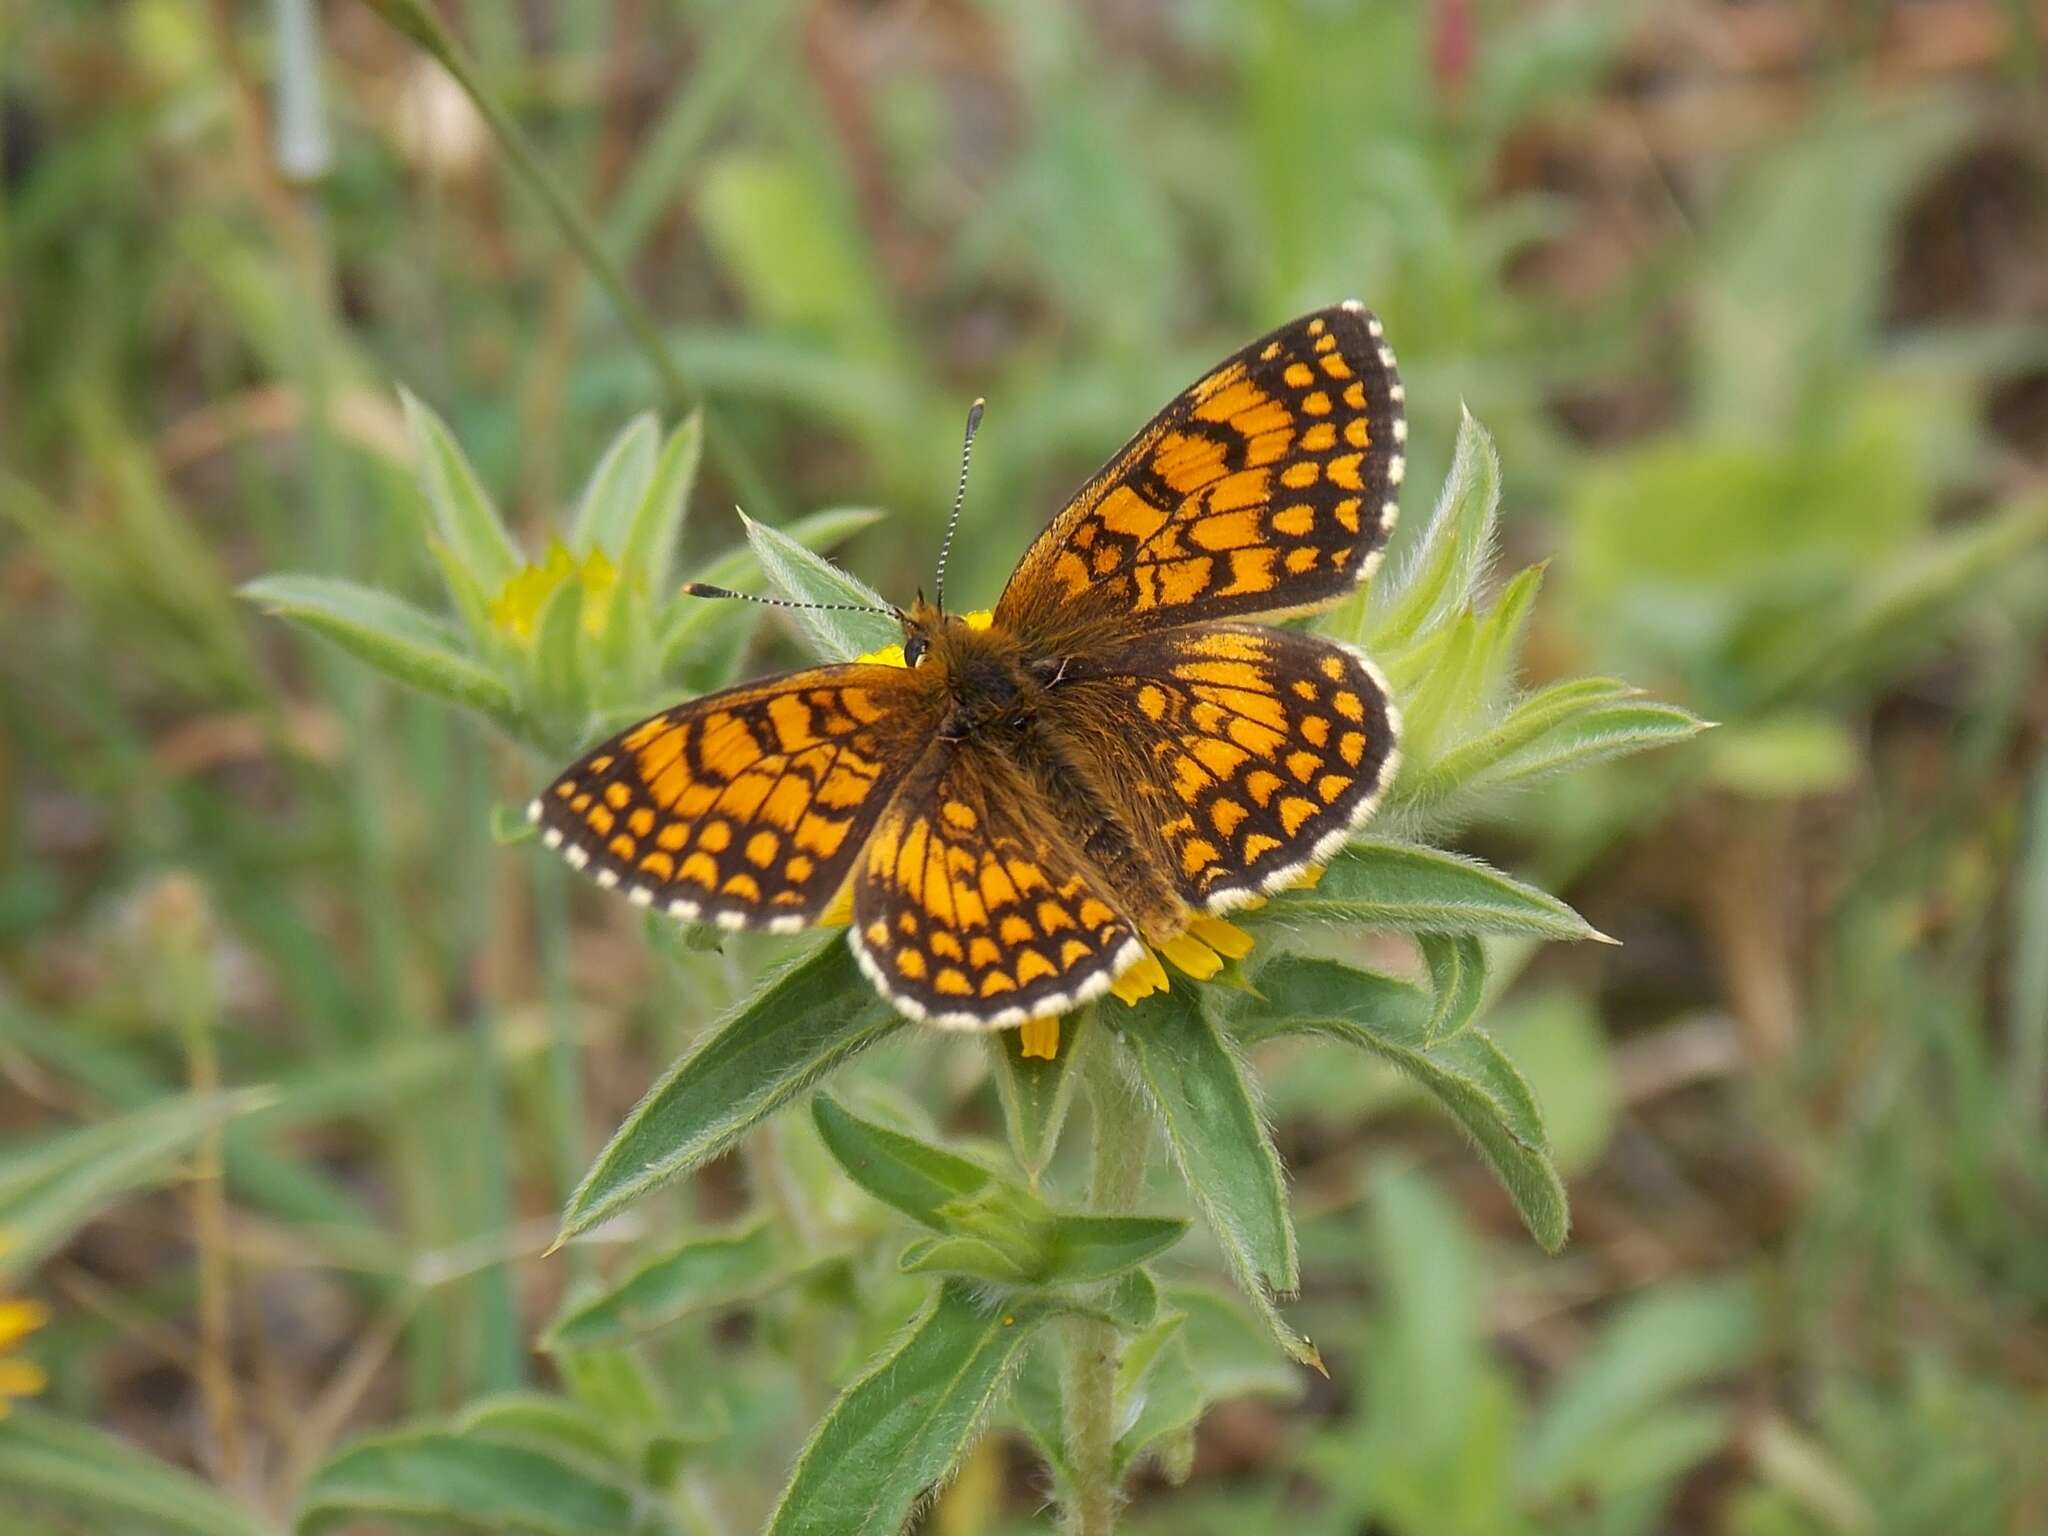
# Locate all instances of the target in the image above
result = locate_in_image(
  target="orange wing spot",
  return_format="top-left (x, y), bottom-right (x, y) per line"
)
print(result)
top-left (796, 815), bottom-right (851, 859)
top-left (1327, 454), bottom-right (1365, 491)
top-left (1180, 837), bottom-right (1220, 877)
top-left (1283, 361), bottom-right (1316, 388)
top-left (1014, 948), bottom-right (1057, 985)
top-left (1244, 426), bottom-right (1296, 467)
top-left (699, 820), bottom-right (732, 852)
top-left (761, 775), bottom-right (811, 830)
top-left (997, 914), bottom-right (1031, 945)
top-left (1280, 462), bottom-right (1320, 490)
top-left (1319, 654), bottom-right (1348, 682)
top-left (1227, 716), bottom-right (1287, 757)
top-left (722, 871), bottom-right (761, 900)
top-left (866, 919), bottom-right (890, 946)
top-left (587, 805), bottom-right (616, 836)
top-left (1345, 418), bottom-right (1369, 449)
top-left (623, 716), bottom-right (671, 751)
top-left (1260, 341), bottom-right (1283, 360)
top-left (969, 936), bottom-right (1002, 969)
top-left (1286, 749), bottom-right (1320, 783)
top-left (816, 763), bottom-right (877, 810)
top-left (588, 754), bottom-right (616, 774)
top-left (896, 948), bottom-right (928, 980)
top-left (1061, 938), bottom-right (1092, 967)
top-left (1136, 685), bottom-right (1168, 723)
top-left (1005, 858), bottom-right (1049, 894)
top-left (1211, 799), bottom-right (1249, 837)
top-left (1292, 679), bottom-right (1318, 701)
top-left (1053, 551), bottom-right (1093, 595)
top-left (1035, 900), bottom-right (1075, 932)
top-left (1319, 351), bottom-right (1353, 380)
top-left (1279, 796), bottom-right (1319, 836)
top-left (785, 854), bottom-right (814, 882)
top-left (1193, 737), bottom-right (1249, 778)
top-left (1243, 833), bottom-right (1281, 862)
top-left (1245, 769), bottom-right (1284, 807)
top-left (897, 911), bottom-right (920, 936)
top-left (745, 831), bottom-right (780, 867)
top-left (1317, 773), bottom-right (1354, 803)
top-left (1100, 484), bottom-right (1168, 539)
top-left (929, 929), bottom-right (965, 962)
top-left (1344, 381), bottom-right (1367, 409)
top-left (1307, 317), bottom-right (1328, 336)
top-left (1271, 504), bottom-right (1315, 536)
top-left (1302, 716), bottom-right (1331, 747)
top-left (639, 850), bottom-right (675, 880)
top-left (1231, 400), bottom-right (1294, 439)
top-left (628, 807), bottom-right (655, 837)
top-left (980, 970), bottom-right (1017, 997)
top-left (1217, 546), bottom-right (1278, 596)
top-left (1333, 689), bottom-right (1366, 721)
top-left (1301, 390), bottom-right (1332, 416)
top-left (1302, 421), bottom-right (1338, 452)
top-left (1334, 497), bottom-right (1362, 533)
top-left (658, 822), bottom-right (689, 851)
top-left (607, 834), bottom-right (637, 862)
top-left (765, 694), bottom-right (814, 751)
top-left (554, 780), bottom-right (579, 800)
top-left (1188, 631), bottom-right (1266, 661)
top-left (1173, 755), bottom-right (1212, 801)
top-left (1339, 731), bottom-right (1367, 766)
top-left (1285, 546), bottom-right (1320, 574)
top-left (1208, 468), bottom-right (1271, 514)
top-left (637, 730), bottom-right (683, 778)
top-left (1077, 897), bottom-right (1116, 930)
top-left (1156, 557), bottom-right (1214, 607)
top-left (934, 967), bottom-right (973, 997)
top-left (1194, 378), bottom-right (1264, 424)
top-left (1153, 430), bottom-right (1229, 493)
top-left (680, 852), bottom-right (718, 888)
top-left (941, 801), bottom-right (977, 832)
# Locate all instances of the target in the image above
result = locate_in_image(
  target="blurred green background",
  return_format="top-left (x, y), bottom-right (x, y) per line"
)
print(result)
top-left (4, 1), bottom-right (2047, 1532)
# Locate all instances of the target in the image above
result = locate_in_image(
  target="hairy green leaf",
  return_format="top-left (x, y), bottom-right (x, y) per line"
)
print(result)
top-left (399, 387), bottom-right (523, 593)
top-left (559, 941), bottom-right (900, 1241)
top-left (1256, 838), bottom-right (1606, 942)
top-left (1419, 932), bottom-right (1488, 1044)
top-left (767, 1282), bottom-right (1051, 1535)
top-left (240, 575), bottom-right (519, 730)
top-left (1043, 1213), bottom-right (1189, 1284)
top-left (619, 412), bottom-right (704, 600)
top-left (743, 509), bottom-right (898, 660)
top-left (1369, 405), bottom-right (1500, 651)
top-left (811, 1095), bottom-right (995, 1229)
top-left (1116, 988), bottom-right (1314, 1368)
top-left (545, 1220), bottom-right (790, 1350)
top-left (1227, 955), bottom-right (1568, 1251)
top-left (659, 506), bottom-right (883, 667)
top-left (987, 1009), bottom-right (1090, 1183)
top-left (568, 412), bottom-right (659, 558)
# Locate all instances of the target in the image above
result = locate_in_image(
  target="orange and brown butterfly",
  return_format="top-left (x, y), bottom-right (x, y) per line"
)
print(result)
top-left (530, 303), bottom-right (1405, 1048)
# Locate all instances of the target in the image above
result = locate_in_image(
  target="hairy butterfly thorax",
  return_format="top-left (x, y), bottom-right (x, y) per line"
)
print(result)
top-left (533, 303), bottom-right (1406, 1030)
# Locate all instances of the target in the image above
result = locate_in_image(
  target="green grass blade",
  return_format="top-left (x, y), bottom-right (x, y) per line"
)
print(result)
top-left (544, 1220), bottom-right (790, 1351)
top-left (0, 1410), bottom-right (273, 1536)
top-left (295, 1429), bottom-right (636, 1536)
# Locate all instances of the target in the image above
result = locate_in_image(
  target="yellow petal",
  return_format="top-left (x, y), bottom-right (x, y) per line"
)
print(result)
top-left (1158, 933), bottom-right (1223, 981)
top-left (1109, 947), bottom-right (1169, 1005)
top-left (1289, 864), bottom-right (1326, 890)
top-left (0, 1299), bottom-right (47, 1352)
top-left (0, 1358), bottom-right (46, 1399)
top-left (820, 881), bottom-right (854, 928)
top-left (857, 611), bottom-right (994, 668)
top-left (1187, 914), bottom-right (1254, 960)
top-left (1017, 1016), bottom-right (1060, 1060)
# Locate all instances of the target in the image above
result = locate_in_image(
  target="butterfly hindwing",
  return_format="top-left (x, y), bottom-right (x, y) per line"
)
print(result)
top-left (1043, 623), bottom-right (1400, 912)
top-left (530, 665), bottom-right (939, 931)
top-left (994, 303), bottom-right (1405, 647)
top-left (848, 745), bottom-right (1144, 1028)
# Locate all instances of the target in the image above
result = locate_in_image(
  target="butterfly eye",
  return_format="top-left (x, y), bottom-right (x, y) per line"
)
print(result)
top-left (903, 634), bottom-right (929, 668)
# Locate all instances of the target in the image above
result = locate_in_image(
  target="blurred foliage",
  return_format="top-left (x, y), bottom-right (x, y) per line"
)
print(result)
top-left (4, 0), bottom-right (2048, 1533)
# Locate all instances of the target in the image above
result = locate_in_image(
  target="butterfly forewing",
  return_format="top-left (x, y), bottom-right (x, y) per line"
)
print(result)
top-left (994, 303), bottom-right (1405, 647)
top-left (530, 666), bottom-right (940, 930)
top-left (848, 746), bottom-right (1144, 1028)
top-left (1045, 624), bottom-right (1400, 912)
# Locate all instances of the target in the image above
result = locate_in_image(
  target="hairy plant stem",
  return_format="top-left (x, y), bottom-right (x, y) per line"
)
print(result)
top-left (1062, 1029), bottom-right (1149, 1536)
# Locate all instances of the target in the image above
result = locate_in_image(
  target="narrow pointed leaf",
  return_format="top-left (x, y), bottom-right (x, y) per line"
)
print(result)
top-left (741, 508), bottom-right (898, 661)
top-left (1465, 699), bottom-right (1709, 794)
top-left (1226, 954), bottom-right (1568, 1251)
top-left (811, 1094), bottom-right (993, 1228)
top-left (1044, 1214), bottom-right (1188, 1284)
top-left (767, 1282), bottom-right (1052, 1536)
top-left (1256, 838), bottom-right (1603, 942)
top-left (241, 575), bottom-right (518, 729)
top-left (1419, 932), bottom-right (1488, 1044)
top-left (545, 1220), bottom-right (789, 1349)
top-left (987, 1009), bottom-right (1090, 1181)
top-left (660, 506), bottom-right (883, 665)
top-left (568, 413), bottom-right (659, 556)
top-left (452, 1394), bottom-right (628, 1470)
top-left (558, 941), bottom-right (900, 1241)
top-left (1370, 405), bottom-right (1500, 650)
top-left (1407, 677), bottom-right (1638, 805)
top-left (400, 388), bottom-right (523, 592)
top-left (619, 412), bottom-right (704, 598)
top-left (1116, 987), bottom-right (1314, 1368)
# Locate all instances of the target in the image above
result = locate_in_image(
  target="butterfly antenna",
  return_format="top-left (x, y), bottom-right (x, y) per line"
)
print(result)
top-left (680, 583), bottom-right (898, 619)
top-left (933, 397), bottom-right (985, 614)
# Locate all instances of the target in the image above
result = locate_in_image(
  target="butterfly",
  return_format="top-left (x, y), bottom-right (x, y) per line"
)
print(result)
top-left (530, 304), bottom-right (1405, 1030)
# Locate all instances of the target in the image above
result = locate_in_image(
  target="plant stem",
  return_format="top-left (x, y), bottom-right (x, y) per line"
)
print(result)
top-left (363, 0), bottom-right (780, 517)
top-left (1062, 1027), bottom-right (1149, 1536)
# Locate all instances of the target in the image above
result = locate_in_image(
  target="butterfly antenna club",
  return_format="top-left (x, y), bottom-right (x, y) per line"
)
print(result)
top-left (934, 397), bottom-right (985, 613)
top-left (679, 582), bottom-right (895, 618)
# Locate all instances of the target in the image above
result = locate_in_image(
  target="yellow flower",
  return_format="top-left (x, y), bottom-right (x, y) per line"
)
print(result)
top-left (0, 1235), bottom-right (49, 1419)
top-left (841, 613), bottom-right (1280, 1063)
top-left (487, 538), bottom-right (619, 644)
